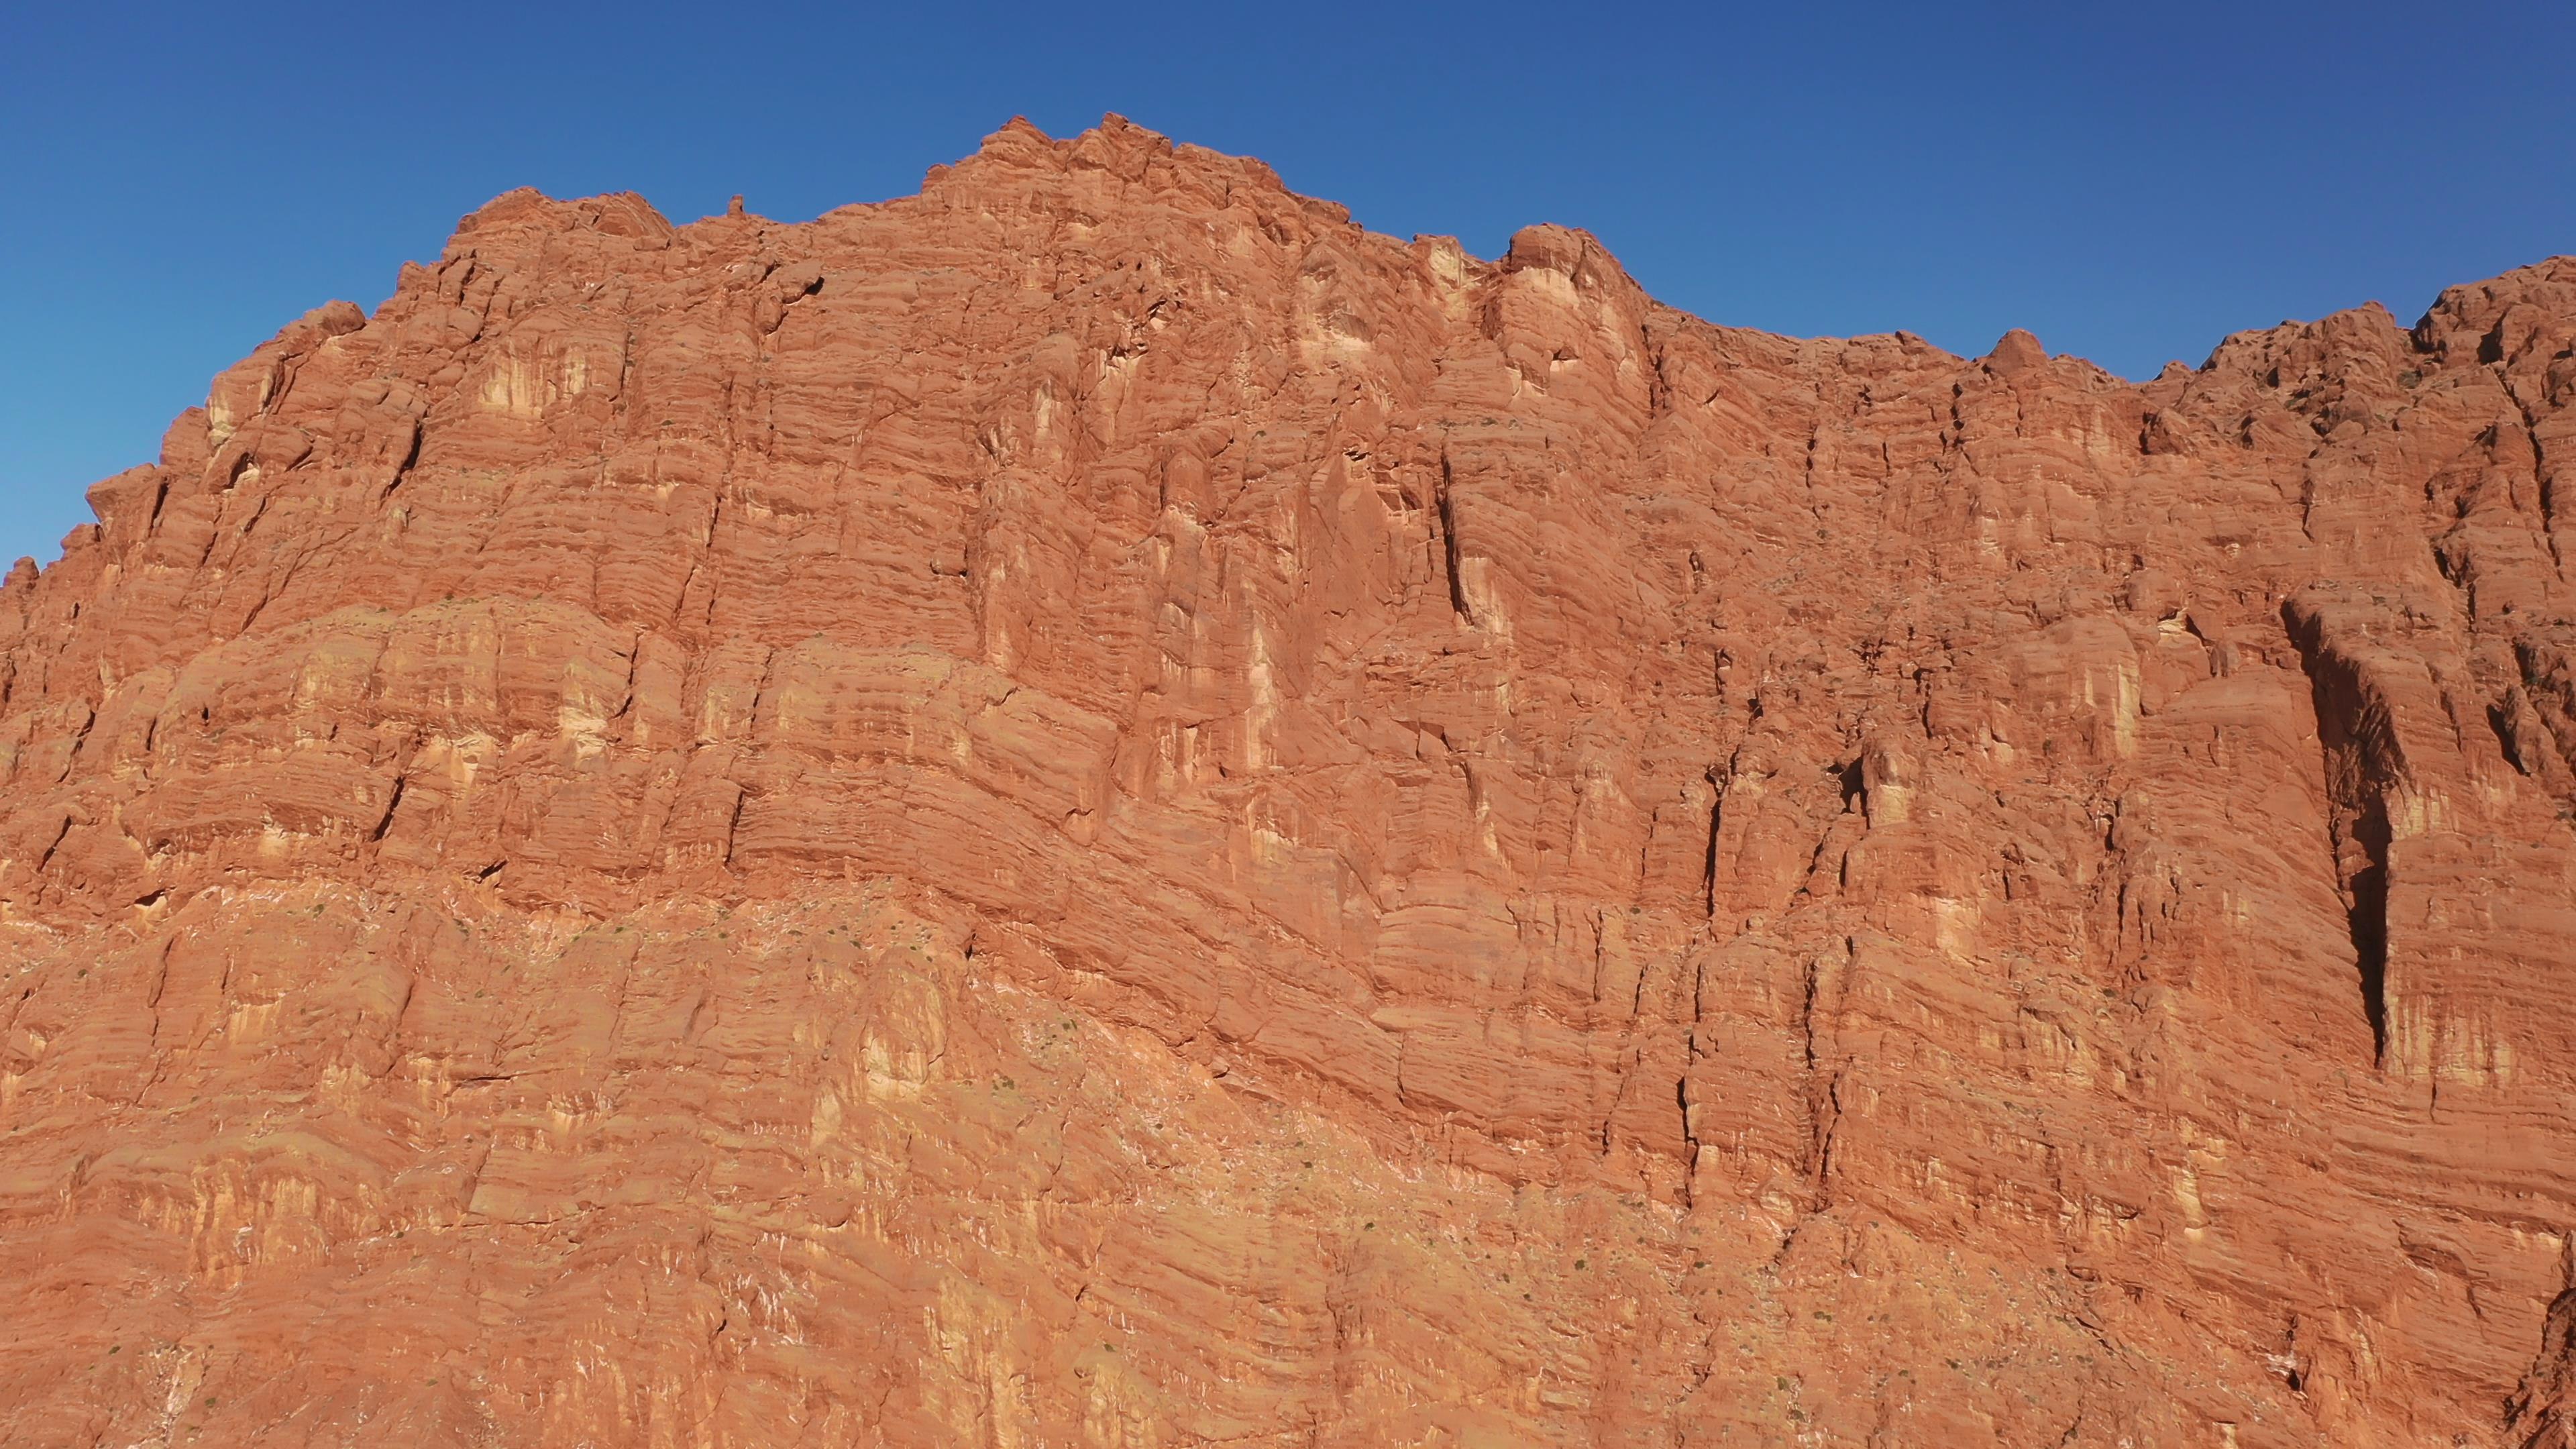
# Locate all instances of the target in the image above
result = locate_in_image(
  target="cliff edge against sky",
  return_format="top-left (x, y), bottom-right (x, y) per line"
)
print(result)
top-left (4, 116), bottom-right (2575, 1446)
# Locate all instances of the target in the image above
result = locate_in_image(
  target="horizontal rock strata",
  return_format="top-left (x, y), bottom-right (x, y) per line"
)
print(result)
top-left (4, 115), bottom-right (2575, 1445)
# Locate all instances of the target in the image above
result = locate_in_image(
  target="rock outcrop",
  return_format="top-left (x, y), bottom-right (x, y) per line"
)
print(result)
top-left (4, 115), bottom-right (2575, 1446)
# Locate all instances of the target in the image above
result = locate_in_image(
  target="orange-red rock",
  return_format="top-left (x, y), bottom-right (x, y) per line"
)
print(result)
top-left (4, 113), bottom-right (2575, 1446)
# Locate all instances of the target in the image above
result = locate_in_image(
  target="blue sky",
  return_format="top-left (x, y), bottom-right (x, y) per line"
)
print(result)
top-left (5, 1), bottom-right (2571, 567)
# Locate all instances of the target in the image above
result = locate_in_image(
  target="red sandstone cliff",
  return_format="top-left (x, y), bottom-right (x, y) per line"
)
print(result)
top-left (3, 115), bottom-right (2575, 1446)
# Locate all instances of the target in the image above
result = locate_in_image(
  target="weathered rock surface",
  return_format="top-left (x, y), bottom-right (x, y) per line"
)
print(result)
top-left (4, 114), bottom-right (2575, 1446)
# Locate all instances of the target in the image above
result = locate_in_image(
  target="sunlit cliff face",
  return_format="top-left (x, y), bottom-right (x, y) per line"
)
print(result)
top-left (3, 115), bottom-right (2575, 1446)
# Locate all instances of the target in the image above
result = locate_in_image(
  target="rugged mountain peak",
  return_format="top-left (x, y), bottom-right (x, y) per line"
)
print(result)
top-left (1983, 325), bottom-right (2048, 372)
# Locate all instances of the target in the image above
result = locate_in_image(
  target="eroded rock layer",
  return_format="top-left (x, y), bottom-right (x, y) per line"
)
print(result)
top-left (5, 115), bottom-right (2575, 1446)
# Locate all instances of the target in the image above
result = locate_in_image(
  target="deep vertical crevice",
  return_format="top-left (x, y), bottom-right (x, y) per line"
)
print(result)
top-left (368, 774), bottom-right (408, 843)
top-left (2346, 812), bottom-right (2391, 1063)
top-left (378, 420), bottom-right (423, 501)
top-left (1699, 769), bottom-right (1725, 919)
top-left (1434, 450), bottom-right (1472, 625)
top-left (2286, 600), bottom-right (2396, 1067)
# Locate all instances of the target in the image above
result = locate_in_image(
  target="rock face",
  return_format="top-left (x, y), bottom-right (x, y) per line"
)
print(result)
top-left (3, 114), bottom-right (2575, 1446)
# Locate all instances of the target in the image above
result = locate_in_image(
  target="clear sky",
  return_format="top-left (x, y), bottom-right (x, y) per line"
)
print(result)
top-left (5, 1), bottom-right (2571, 568)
